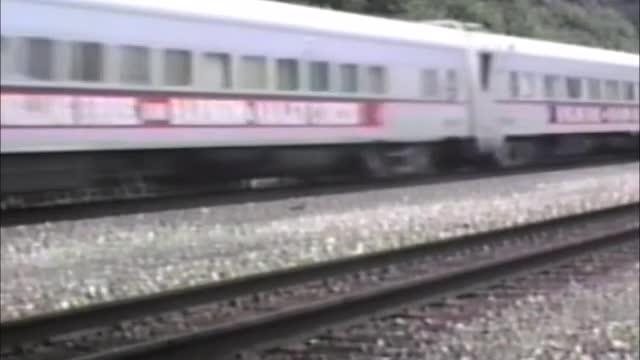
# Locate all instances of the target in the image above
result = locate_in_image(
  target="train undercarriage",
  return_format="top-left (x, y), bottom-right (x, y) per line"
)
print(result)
top-left (1, 132), bottom-right (638, 208)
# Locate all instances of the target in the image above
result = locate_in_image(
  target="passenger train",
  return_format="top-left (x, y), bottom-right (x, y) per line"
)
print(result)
top-left (1, 0), bottom-right (639, 196)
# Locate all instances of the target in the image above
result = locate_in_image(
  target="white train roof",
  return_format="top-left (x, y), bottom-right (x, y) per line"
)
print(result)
top-left (21, 0), bottom-right (468, 48)
top-left (471, 31), bottom-right (639, 68)
top-left (12, 0), bottom-right (640, 67)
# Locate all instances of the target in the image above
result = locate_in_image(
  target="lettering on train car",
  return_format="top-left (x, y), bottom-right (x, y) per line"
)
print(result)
top-left (171, 100), bottom-right (363, 126)
top-left (0, 94), bottom-right (74, 125)
top-left (137, 98), bottom-right (170, 125)
top-left (1, 94), bottom-right (140, 126)
top-left (170, 99), bottom-right (248, 125)
top-left (0, 93), bottom-right (368, 127)
top-left (75, 96), bottom-right (138, 125)
top-left (551, 104), bottom-right (640, 124)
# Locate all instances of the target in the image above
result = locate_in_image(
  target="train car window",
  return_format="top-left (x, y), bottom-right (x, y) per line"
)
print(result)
top-left (520, 73), bottom-right (536, 98)
top-left (509, 71), bottom-right (520, 98)
top-left (70, 42), bottom-right (103, 82)
top-left (164, 49), bottom-right (192, 86)
top-left (25, 37), bottom-right (54, 80)
top-left (367, 66), bottom-right (386, 94)
top-left (604, 80), bottom-right (620, 101)
top-left (587, 79), bottom-right (602, 100)
top-left (445, 69), bottom-right (458, 101)
top-left (479, 52), bottom-right (492, 91)
top-left (623, 82), bottom-right (635, 101)
top-left (202, 52), bottom-right (231, 89)
top-left (276, 58), bottom-right (299, 91)
top-left (120, 46), bottom-right (150, 84)
top-left (1, 36), bottom-right (9, 77)
top-left (543, 75), bottom-right (559, 99)
top-left (421, 69), bottom-right (438, 98)
top-left (240, 56), bottom-right (267, 89)
top-left (566, 77), bottom-right (582, 99)
top-left (309, 61), bottom-right (329, 91)
top-left (340, 64), bottom-right (358, 93)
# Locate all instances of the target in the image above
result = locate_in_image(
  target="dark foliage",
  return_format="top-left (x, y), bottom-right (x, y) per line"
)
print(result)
top-left (281, 0), bottom-right (640, 52)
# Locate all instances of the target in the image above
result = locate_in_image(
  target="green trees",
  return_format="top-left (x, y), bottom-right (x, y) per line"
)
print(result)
top-left (281, 0), bottom-right (640, 53)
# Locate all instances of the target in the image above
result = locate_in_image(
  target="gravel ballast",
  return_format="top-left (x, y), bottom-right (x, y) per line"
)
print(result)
top-left (1, 163), bottom-right (639, 321)
top-left (5, 209), bottom-right (636, 360)
top-left (258, 242), bottom-right (640, 360)
top-left (441, 266), bottom-right (640, 360)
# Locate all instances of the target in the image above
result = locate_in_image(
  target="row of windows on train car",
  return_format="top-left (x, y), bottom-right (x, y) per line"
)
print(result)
top-left (0, 37), bottom-right (391, 94)
top-left (420, 69), bottom-right (459, 101)
top-left (509, 71), bottom-right (639, 102)
top-left (0, 37), bottom-right (468, 101)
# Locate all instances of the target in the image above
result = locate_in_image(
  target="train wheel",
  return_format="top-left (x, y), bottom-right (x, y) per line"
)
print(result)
top-left (361, 146), bottom-right (393, 178)
top-left (399, 145), bottom-right (435, 176)
top-left (493, 140), bottom-right (539, 168)
top-left (361, 145), bottom-right (434, 178)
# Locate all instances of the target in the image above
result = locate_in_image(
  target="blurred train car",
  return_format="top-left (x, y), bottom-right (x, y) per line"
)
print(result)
top-left (1, 0), bottom-right (638, 196)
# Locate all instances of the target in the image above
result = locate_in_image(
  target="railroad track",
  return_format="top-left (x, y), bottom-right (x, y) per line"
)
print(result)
top-left (1, 154), bottom-right (635, 227)
top-left (1, 202), bottom-right (637, 360)
top-left (258, 238), bottom-right (640, 360)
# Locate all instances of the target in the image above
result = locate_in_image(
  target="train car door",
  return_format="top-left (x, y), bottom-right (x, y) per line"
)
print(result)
top-left (467, 48), bottom-right (503, 154)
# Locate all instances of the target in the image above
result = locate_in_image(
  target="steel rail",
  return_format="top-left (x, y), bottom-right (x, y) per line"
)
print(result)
top-left (1, 202), bottom-right (638, 349)
top-left (73, 220), bottom-right (639, 359)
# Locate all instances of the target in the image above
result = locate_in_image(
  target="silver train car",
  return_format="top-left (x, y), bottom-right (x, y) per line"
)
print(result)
top-left (1, 0), bottom-right (639, 195)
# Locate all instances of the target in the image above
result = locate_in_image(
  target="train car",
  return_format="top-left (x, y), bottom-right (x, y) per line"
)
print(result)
top-left (467, 32), bottom-right (639, 167)
top-left (1, 0), bottom-right (638, 197)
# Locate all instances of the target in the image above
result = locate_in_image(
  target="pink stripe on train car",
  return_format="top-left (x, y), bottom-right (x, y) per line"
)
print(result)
top-left (496, 99), bottom-right (639, 125)
top-left (0, 91), bottom-right (384, 129)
